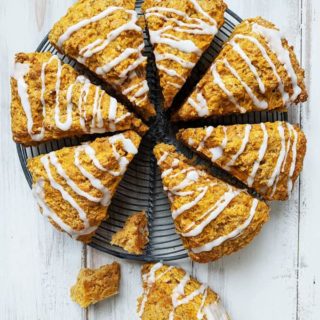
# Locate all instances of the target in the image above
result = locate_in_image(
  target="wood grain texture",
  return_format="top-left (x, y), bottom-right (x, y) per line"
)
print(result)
top-left (0, 0), bottom-right (318, 319)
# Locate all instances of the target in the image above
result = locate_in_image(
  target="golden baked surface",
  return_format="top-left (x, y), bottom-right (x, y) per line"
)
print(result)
top-left (178, 122), bottom-right (307, 201)
top-left (49, 0), bottom-right (155, 120)
top-left (27, 131), bottom-right (141, 243)
top-left (11, 52), bottom-right (148, 146)
top-left (111, 211), bottom-right (149, 255)
top-left (70, 262), bottom-right (120, 308)
top-left (154, 143), bottom-right (270, 263)
top-left (173, 17), bottom-right (308, 121)
top-left (137, 263), bottom-right (230, 319)
top-left (142, 0), bottom-right (227, 109)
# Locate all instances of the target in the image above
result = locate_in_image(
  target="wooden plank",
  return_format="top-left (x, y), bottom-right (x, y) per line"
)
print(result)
top-left (192, 1), bottom-right (303, 319)
top-left (0, 1), bottom-right (85, 319)
top-left (298, 0), bottom-right (320, 319)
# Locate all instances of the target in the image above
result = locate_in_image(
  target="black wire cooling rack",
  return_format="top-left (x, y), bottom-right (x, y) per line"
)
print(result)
top-left (16, 4), bottom-right (287, 262)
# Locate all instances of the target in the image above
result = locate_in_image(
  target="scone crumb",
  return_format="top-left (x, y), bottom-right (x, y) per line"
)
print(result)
top-left (111, 211), bottom-right (149, 255)
top-left (70, 262), bottom-right (120, 308)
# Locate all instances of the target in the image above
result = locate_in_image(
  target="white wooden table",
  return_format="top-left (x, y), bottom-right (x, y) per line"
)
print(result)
top-left (0, 0), bottom-right (319, 319)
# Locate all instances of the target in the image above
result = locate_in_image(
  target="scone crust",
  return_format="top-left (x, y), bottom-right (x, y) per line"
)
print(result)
top-left (138, 263), bottom-right (229, 319)
top-left (154, 143), bottom-right (270, 263)
top-left (28, 131), bottom-right (141, 243)
top-left (142, 0), bottom-right (227, 109)
top-left (111, 211), bottom-right (149, 255)
top-left (177, 122), bottom-right (307, 201)
top-left (70, 262), bottom-right (120, 308)
top-left (49, 0), bottom-right (155, 120)
top-left (11, 52), bottom-right (148, 146)
top-left (173, 17), bottom-right (308, 122)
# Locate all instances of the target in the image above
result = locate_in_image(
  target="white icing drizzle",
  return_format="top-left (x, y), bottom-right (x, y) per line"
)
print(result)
top-left (172, 186), bottom-right (208, 219)
top-left (155, 52), bottom-right (195, 69)
top-left (287, 124), bottom-right (298, 195)
top-left (90, 87), bottom-right (105, 133)
top-left (76, 75), bottom-right (91, 131)
top-left (197, 288), bottom-right (208, 320)
top-left (168, 82), bottom-right (183, 89)
top-left (229, 37), bottom-right (265, 93)
top-left (197, 126), bottom-right (214, 151)
top-left (210, 127), bottom-right (228, 161)
top-left (74, 147), bottom-right (112, 206)
top-left (233, 34), bottom-right (289, 104)
top-left (188, 92), bottom-right (209, 117)
top-left (13, 62), bottom-right (45, 141)
top-left (247, 123), bottom-right (269, 187)
top-left (203, 301), bottom-right (230, 320)
top-left (191, 198), bottom-right (259, 253)
top-left (138, 263), bottom-right (173, 318)
top-left (157, 152), bottom-right (169, 165)
top-left (226, 124), bottom-right (252, 169)
top-left (267, 123), bottom-right (286, 188)
top-left (252, 23), bottom-right (302, 102)
top-left (169, 273), bottom-right (207, 320)
top-left (48, 152), bottom-right (101, 203)
top-left (211, 62), bottom-right (247, 114)
top-left (108, 96), bottom-right (118, 131)
top-left (96, 44), bottom-right (145, 76)
top-left (181, 188), bottom-right (241, 237)
top-left (170, 170), bottom-right (199, 193)
top-left (32, 179), bottom-right (97, 237)
top-left (157, 64), bottom-right (186, 82)
top-left (222, 58), bottom-right (268, 110)
top-left (39, 155), bottom-right (95, 236)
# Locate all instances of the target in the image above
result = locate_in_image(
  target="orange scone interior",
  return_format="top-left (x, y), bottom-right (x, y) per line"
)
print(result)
top-left (111, 211), bottom-right (149, 255)
top-left (154, 143), bottom-right (270, 263)
top-left (70, 262), bottom-right (120, 308)
top-left (142, 0), bottom-right (227, 109)
top-left (173, 17), bottom-right (308, 122)
top-left (11, 52), bottom-right (148, 146)
top-left (28, 131), bottom-right (141, 243)
top-left (178, 122), bottom-right (307, 201)
top-left (49, 0), bottom-right (155, 120)
top-left (137, 263), bottom-right (230, 319)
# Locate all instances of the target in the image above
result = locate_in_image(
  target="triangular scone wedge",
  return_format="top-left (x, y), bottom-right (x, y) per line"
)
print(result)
top-left (11, 52), bottom-right (148, 146)
top-left (142, 0), bottom-right (227, 109)
top-left (172, 17), bottom-right (308, 122)
top-left (27, 131), bottom-right (141, 243)
top-left (111, 211), bottom-right (149, 255)
top-left (177, 122), bottom-right (307, 201)
top-left (137, 263), bottom-right (230, 319)
top-left (154, 143), bottom-right (270, 263)
top-left (49, 0), bottom-right (155, 120)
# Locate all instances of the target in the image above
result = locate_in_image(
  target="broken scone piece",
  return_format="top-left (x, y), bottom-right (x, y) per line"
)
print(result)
top-left (111, 211), bottom-right (149, 255)
top-left (71, 262), bottom-right (120, 308)
top-left (137, 263), bottom-right (230, 319)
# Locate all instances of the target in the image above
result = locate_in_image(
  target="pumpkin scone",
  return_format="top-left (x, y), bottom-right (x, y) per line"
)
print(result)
top-left (11, 52), bottom-right (148, 146)
top-left (70, 262), bottom-right (120, 308)
top-left (28, 131), bottom-right (141, 243)
top-left (154, 143), bottom-right (270, 263)
top-left (142, 0), bottom-right (227, 109)
top-left (49, 0), bottom-right (155, 120)
top-left (177, 122), bottom-right (307, 201)
top-left (137, 263), bottom-right (230, 319)
top-left (172, 17), bottom-right (308, 122)
top-left (111, 211), bottom-right (149, 255)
